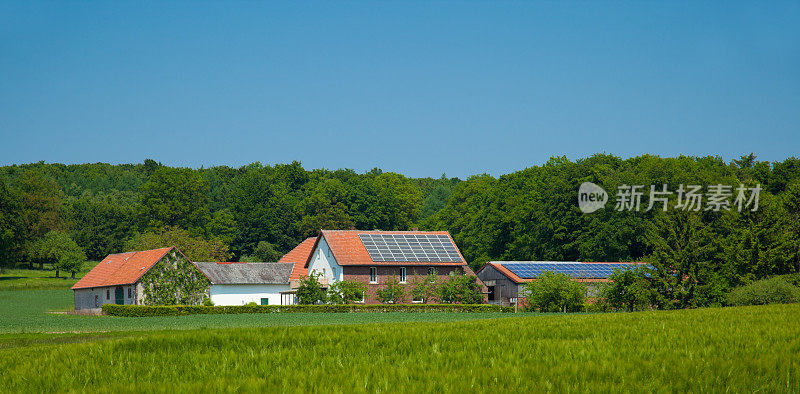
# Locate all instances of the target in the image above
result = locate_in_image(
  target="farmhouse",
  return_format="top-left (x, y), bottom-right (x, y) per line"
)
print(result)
top-left (303, 230), bottom-right (486, 304)
top-left (71, 246), bottom-right (210, 311)
top-left (477, 261), bottom-right (645, 305)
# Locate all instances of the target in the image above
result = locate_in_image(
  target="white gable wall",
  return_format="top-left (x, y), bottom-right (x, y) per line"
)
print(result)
top-left (209, 284), bottom-right (293, 305)
top-left (308, 236), bottom-right (342, 284)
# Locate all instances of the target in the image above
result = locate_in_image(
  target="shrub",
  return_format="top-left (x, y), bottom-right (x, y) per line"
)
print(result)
top-left (409, 273), bottom-right (438, 303)
top-left (725, 277), bottom-right (800, 306)
top-left (202, 298), bottom-right (214, 306)
top-left (521, 271), bottom-right (585, 312)
top-left (246, 301), bottom-right (258, 306)
top-left (377, 276), bottom-right (406, 304)
top-left (327, 280), bottom-right (367, 304)
top-left (296, 272), bottom-right (327, 304)
top-left (102, 303), bottom-right (513, 316)
top-left (437, 273), bottom-right (484, 304)
top-left (603, 265), bottom-right (657, 312)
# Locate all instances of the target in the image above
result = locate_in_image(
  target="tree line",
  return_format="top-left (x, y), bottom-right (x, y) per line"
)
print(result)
top-left (0, 154), bottom-right (798, 306)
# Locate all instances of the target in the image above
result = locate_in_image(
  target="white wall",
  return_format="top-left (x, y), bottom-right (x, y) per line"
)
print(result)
top-left (73, 284), bottom-right (137, 310)
top-left (308, 236), bottom-right (342, 283)
top-left (209, 284), bottom-right (294, 306)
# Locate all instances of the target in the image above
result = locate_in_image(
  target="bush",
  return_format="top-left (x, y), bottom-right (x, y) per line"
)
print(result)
top-left (437, 273), bottom-right (484, 304)
top-left (327, 280), bottom-right (367, 304)
top-left (202, 298), bottom-right (214, 306)
top-left (296, 272), bottom-right (327, 304)
top-left (102, 303), bottom-right (514, 317)
top-left (603, 265), bottom-right (657, 311)
top-left (725, 277), bottom-right (800, 306)
top-left (376, 276), bottom-right (406, 304)
top-left (521, 271), bottom-right (585, 312)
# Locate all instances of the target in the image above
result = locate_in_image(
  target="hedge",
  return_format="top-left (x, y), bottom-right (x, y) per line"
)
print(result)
top-left (102, 303), bottom-right (514, 317)
top-left (725, 277), bottom-right (800, 307)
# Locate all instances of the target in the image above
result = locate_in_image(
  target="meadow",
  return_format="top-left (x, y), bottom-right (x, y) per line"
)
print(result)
top-left (0, 262), bottom-right (98, 291)
top-left (0, 303), bottom-right (797, 392)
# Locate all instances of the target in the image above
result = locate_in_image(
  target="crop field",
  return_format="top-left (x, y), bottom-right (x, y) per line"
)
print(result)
top-left (0, 300), bottom-right (797, 392)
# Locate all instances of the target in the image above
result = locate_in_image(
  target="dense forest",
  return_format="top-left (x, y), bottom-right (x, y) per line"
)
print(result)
top-left (1, 154), bottom-right (799, 304)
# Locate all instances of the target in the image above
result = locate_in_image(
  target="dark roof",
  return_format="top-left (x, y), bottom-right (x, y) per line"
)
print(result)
top-left (193, 262), bottom-right (294, 285)
top-left (477, 261), bottom-right (647, 284)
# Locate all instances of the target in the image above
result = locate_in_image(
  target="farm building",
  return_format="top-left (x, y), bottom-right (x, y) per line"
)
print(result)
top-left (302, 230), bottom-right (486, 304)
top-left (477, 261), bottom-right (645, 305)
top-left (193, 262), bottom-right (298, 305)
top-left (72, 246), bottom-right (210, 311)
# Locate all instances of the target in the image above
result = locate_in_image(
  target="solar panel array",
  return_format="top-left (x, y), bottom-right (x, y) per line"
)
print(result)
top-left (503, 262), bottom-right (645, 279)
top-left (359, 233), bottom-right (463, 262)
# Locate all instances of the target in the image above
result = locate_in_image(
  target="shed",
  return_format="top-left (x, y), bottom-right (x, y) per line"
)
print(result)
top-left (193, 262), bottom-right (295, 306)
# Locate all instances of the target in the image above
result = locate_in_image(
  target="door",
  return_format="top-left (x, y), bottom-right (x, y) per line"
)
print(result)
top-left (115, 286), bottom-right (124, 305)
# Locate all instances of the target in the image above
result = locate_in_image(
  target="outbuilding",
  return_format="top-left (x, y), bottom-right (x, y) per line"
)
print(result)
top-left (194, 262), bottom-right (297, 305)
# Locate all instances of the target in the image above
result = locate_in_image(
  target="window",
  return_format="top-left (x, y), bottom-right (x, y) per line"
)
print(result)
top-left (128, 287), bottom-right (132, 298)
top-left (94, 295), bottom-right (99, 308)
top-left (428, 267), bottom-right (436, 276)
top-left (106, 289), bottom-right (110, 300)
top-left (412, 295), bottom-right (423, 303)
top-left (399, 267), bottom-right (407, 283)
top-left (261, 298), bottom-right (269, 305)
top-left (370, 267), bottom-right (378, 283)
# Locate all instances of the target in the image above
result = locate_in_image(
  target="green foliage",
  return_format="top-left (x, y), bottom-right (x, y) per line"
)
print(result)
top-left (202, 298), bottom-right (214, 306)
top-left (296, 272), bottom-right (327, 305)
top-left (410, 273), bottom-right (438, 303)
top-left (602, 265), bottom-right (657, 311)
top-left (138, 167), bottom-right (210, 231)
top-left (376, 276), bottom-right (406, 304)
top-left (25, 231), bottom-right (86, 278)
top-left (725, 277), bottom-right (800, 306)
top-left (139, 251), bottom-right (211, 305)
top-left (124, 226), bottom-right (231, 262)
top-left (521, 271), bottom-right (586, 312)
top-left (240, 241), bottom-right (283, 262)
top-left (436, 273), bottom-right (484, 304)
top-left (327, 280), bottom-right (367, 304)
top-left (101, 303), bottom-right (511, 316)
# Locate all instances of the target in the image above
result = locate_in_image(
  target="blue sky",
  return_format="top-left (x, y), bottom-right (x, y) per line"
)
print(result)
top-left (1, 1), bottom-right (798, 178)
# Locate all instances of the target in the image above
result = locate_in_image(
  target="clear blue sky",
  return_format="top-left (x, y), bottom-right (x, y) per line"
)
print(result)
top-left (1, 1), bottom-right (798, 178)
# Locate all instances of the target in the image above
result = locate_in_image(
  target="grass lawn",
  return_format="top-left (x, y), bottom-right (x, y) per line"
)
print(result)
top-left (0, 262), bottom-right (99, 290)
top-left (0, 303), bottom-right (797, 392)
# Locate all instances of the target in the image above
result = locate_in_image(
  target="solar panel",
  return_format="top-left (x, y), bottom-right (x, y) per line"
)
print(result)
top-left (503, 262), bottom-right (647, 279)
top-left (359, 233), bottom-right (462, 263)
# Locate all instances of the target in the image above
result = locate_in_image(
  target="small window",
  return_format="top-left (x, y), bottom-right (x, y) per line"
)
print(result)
top-left (399, 267), bottom-right (407, 283)
top-left (94, 295), bottom-right (99, 308)
top-left (128, 287), bottom-right (132, 298)
top-left (370, 267), bottom-right (378, 283)
top-left (412, 295), bottom-right (423, 303)
top-left (106, 289), bottom-right (110, 300)
top-left (261, 298), bottom-right (269, 305)
top-left (427, 267), bottom-right (436, 276)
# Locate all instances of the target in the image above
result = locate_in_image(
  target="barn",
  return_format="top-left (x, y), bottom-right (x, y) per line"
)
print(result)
top-left (71, 246), bottom-right (210, 311)
top-left (477, 261), bottom-right (645, 305)
top-left (193, 262), bottom-right (296, 305)
top-left (302, 229), bottom-right (487, 304)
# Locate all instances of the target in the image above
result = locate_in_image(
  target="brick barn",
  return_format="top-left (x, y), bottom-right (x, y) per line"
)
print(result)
top-left (71, 246), bottom-right (210, 311)
top-left (300, 230), bottom-right (486, 304)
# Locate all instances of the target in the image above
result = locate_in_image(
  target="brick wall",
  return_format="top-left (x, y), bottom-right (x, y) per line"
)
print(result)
top-left (343, 265), bottom-right (487, 304)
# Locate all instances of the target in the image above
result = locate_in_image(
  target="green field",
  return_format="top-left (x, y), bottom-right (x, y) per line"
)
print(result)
top-left (0, 287), bottom-right (797, 392)
top-left (0, 262), bottom-right (99, 291)
top-left (0, 301), bottom-right (797, 392)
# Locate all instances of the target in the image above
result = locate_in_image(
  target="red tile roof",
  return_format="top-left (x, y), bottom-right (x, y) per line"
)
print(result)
top-left (71, 247), bottom-right (175, 290)
top-left (279, 237), bottom-right (315, 280)
top-left (314, 230), bottom-right (468, 267)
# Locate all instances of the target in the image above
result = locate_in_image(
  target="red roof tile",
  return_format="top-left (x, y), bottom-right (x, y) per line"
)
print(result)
top-left (279, 237), bottom-right (315, 280)
top-left (71, 247), bottom-right (175, 290)
top-left (317, 230), bottom-right (468, 267)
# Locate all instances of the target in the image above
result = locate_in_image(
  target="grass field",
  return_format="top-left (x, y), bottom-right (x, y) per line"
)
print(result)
top-left (0, 262), bottom-right (98, 290)
top-left (0, 303), bottom-right (797, 392)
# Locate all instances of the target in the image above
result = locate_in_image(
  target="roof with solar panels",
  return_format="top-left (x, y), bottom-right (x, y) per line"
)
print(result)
top-left (477, 261), bottom-right (648, 283)
top-left (306, 230), bottom-right (471, 267)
